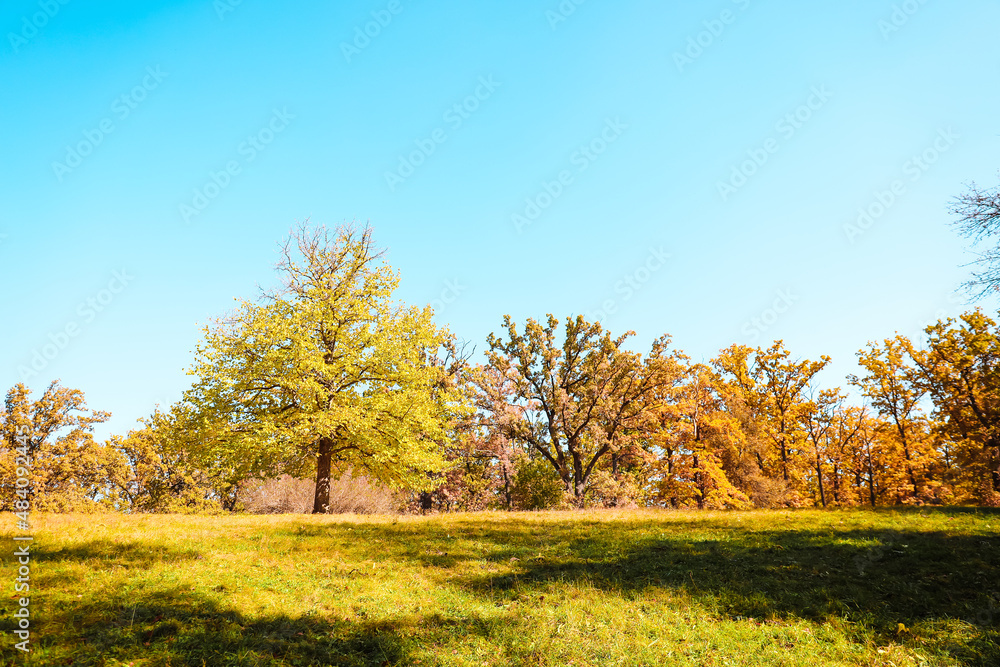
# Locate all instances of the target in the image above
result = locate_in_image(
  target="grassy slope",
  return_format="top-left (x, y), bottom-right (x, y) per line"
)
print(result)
top-left (1, 508), bottom-right (998, 666)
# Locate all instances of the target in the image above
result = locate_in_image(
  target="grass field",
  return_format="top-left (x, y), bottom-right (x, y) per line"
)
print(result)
top-left (2, 508), bottom-right (998, 666)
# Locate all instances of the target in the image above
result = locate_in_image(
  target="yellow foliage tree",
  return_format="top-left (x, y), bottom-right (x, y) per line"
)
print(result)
top-left (0, 382), bottom-right (125, 512)
top-left (181, 223), bottom-right (470, 513)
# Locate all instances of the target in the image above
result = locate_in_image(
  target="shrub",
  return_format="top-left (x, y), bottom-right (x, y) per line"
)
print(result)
top-left (510, 458), bottom-right (565, 510)
top-left (581, 469), bottom-right (641, 509)
top-left (239, 470), bottom-right (399, 514)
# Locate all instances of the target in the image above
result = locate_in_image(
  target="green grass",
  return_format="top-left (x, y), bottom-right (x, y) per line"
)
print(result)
top-left (2, 508), bottom-right (999, 666)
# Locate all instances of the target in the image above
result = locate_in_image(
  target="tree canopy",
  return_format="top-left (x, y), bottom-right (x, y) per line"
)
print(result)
top-left (180, 223), bottom-right (470, 513)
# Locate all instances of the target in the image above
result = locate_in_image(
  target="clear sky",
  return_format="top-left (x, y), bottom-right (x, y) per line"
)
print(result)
top-left (2, 0), bottom-right (999, 441)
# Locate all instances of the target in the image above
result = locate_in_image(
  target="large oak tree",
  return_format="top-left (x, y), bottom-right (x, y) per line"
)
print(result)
top-left (483, 314), bottom-right (683, 500)
top-left (182, 223), bottom-right (469, 513)
top-left (911, 310), bottom-right (1000, 503)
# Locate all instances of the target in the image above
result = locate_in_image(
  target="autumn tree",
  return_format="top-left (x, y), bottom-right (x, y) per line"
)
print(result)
top-left (822, 404), bottom-right (867, 505)
top-left (713, 341), bottom-right (829, 505)
top-left (467, 363), bottom-right (531, 510)
top-left (801, 388), bottom-right (845, 507)
top-left (182, 223), bottom-right (470, 513)
top-left (0, 382), bottom-right (125, 512)
top-left (108, 408), bottom-right (228, 513)
top-left (911, 310), bottom-right (1000, 504)
top-left (855, 412), bottom-right (897, 506)
top-left (484, 314), bottom-right (682, 501)
top-left (850, 336), bottom-right (939, 502)
top-left (405, 360), bottom-right (523, 513)
top-left (648, 363), bottom-right (751, 509)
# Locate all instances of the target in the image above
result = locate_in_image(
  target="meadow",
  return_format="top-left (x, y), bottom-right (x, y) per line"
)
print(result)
top-left (2, 508), bottom-right (998, 666)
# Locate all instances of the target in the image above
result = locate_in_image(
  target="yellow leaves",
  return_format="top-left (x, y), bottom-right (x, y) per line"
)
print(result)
top-left (0, 381), bottom-right (123, 510)
top-left (179, 223), bottom-right (468, 490)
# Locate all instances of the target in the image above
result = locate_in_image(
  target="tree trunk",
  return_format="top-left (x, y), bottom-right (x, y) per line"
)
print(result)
top-left (867, 465), bottom-right (876, 507)
top-left (780, 436), bottom-right (789, 481)
top-left (902, 444), bottom-right (919, 497)
top-left (312, 436), bottom-right (333, 514)
top-left (573, 453), bottom-right (585, 499)
top-left (815, 451), bottom-right (826, 508)
top-left (501, 464), bottom-right (513, 511)
top-left (419, 492), bottom-right (433, 513)
top-left (693, 453), bottom-right (705, 510)
top-left (989, 440), bottom-right (1000, 494)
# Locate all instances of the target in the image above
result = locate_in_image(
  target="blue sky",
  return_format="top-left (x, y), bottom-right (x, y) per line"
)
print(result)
top-left (2, 0), bottom-right (998, 441)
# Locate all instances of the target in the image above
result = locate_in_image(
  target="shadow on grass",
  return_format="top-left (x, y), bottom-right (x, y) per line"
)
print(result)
top-left (21, 539), bottom-right (203, 591)
top-left (1, 588), bottom-right (433, 666)
top-left (480, 519), bottom-right (999, 664)
top-left (284, 509), bottom-right (1000, 665)
top-left (34, 539), bottom-right (203, 566)
top-left (10, 510), bottom-right (999, 665)
top-left (0, 540), bottom-right (433, 666)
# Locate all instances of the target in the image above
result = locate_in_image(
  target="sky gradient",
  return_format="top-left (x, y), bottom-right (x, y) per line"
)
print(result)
top-left (2, 0), bottom-right (999, 441)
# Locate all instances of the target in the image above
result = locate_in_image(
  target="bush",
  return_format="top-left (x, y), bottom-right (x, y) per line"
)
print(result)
top-left (239, 471), bottom-right (399, 514)
top-left (581, 469), bottom-right (641, 509)
top-left (510, 458), bottom-right (565, 511)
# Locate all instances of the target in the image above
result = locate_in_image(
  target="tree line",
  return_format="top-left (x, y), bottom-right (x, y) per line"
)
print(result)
top-left (4, 208), bottom-right (1000, 513)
